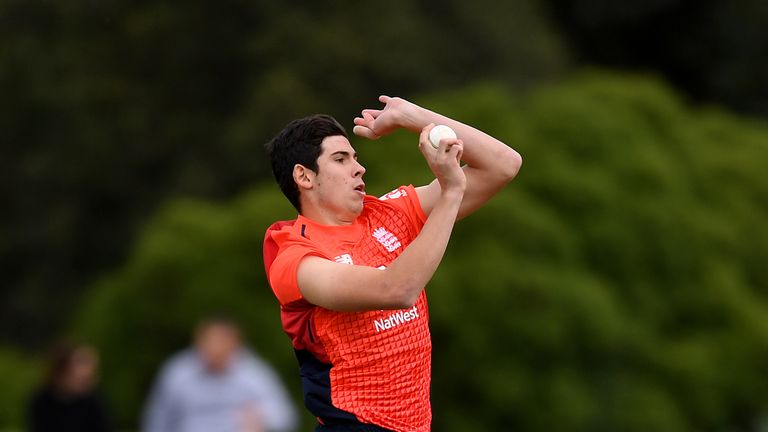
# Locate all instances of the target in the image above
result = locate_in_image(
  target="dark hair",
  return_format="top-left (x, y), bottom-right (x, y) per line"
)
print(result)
top-left (266, 114), bottom-right (348, 212)
top-left (195, 315), bottom-right (240, 335)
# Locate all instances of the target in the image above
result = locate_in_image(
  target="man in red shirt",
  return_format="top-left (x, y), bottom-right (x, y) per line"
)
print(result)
top-left (264, 96), bottom-right (521, 431)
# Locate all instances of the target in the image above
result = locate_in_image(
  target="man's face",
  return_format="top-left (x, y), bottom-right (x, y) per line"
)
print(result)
top-left (60, 347), bottom-right (99, 395)
top-left (311, 135), bottom-right (367, 220)
top-left (195, 325), bottom-right (240, 372)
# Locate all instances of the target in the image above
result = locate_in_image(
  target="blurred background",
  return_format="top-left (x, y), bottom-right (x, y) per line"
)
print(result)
top-left (2, 0), bottom-right (768, 430)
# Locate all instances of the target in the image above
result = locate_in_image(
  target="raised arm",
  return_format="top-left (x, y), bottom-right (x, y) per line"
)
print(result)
top-left (353, 95), bottom-right (522, 219)
top-left (297, 127), bottom-right (466, 312)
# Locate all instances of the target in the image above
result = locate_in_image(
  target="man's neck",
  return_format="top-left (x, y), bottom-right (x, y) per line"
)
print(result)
top-left (300, 204), bottom-right (358, 226)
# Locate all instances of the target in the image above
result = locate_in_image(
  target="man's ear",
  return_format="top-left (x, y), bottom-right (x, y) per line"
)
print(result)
top-left (293, 164), bottom-right (315, 191)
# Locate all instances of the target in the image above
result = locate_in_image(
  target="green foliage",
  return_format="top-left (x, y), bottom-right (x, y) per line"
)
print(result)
top-left (0, 348), bottom-right (41, 428)
top-left (73, 72), bottom-right (768, 431)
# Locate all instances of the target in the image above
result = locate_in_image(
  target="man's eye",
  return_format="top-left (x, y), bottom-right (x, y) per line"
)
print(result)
top-left (335, 158), bottom-right (344, 163)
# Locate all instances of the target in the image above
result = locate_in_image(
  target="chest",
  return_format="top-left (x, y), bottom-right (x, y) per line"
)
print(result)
top-left (322, 209), bottom-right (417, 268)
top-left (173, 371), bottom-right (257, 412)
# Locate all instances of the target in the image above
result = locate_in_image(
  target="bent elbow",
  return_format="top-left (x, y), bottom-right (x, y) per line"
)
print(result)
top-left (506, 149), bottom-right (523, 180)
top-left (496, 146), bottom-right (522, 182)
top-left (388, 289), bottom-right (419, 310)
top-left (382, 280), bottom-right (420, 310)
top-left (393, 292), bottom-right (419, 310)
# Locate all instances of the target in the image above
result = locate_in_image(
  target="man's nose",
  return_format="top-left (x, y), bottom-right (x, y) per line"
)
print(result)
top-left (354, 160), bottom-right (366, 177)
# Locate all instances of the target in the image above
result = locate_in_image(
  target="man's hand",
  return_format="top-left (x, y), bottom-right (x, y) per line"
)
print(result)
top-left (353, 94), bottom-right (522, 220)
top-left (418, 124), bottom-right (466, 194)
top-left (238, 406), bottom-right (264, 432)
top-left (352, 95), bottom-right (421, 140)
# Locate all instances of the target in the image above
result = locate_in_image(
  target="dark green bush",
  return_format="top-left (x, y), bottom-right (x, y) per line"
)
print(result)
top-left (0, 348), bottom-right (41, 428)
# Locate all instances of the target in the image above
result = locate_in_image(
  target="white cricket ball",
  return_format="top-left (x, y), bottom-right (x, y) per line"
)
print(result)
top-left (428, 125), bottom-right (457, 149)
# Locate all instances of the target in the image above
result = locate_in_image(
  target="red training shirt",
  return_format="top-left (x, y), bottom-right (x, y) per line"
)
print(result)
top-left (264, 185), bottom-right (431, 432)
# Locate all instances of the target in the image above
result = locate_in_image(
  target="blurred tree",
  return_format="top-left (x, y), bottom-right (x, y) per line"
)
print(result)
top-left (547, 0), bottom-right (768, 115)
top-left (67, 72), bottom-right (768, 431)
top-left (0, 347), bottom-right (41, 428)
top-left (0, 0), bottom-right (565, 348)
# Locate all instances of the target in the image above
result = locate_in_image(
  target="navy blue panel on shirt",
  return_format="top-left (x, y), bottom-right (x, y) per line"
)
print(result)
top-left (294, 349), bottom-right (359, 425)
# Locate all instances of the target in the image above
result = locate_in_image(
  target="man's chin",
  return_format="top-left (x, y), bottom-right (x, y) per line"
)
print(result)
top-left (350, 201), bottom-right (365, 216)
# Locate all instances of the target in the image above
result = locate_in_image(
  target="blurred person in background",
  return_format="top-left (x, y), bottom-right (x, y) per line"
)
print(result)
top-left (27, 342), bottom-right (112, 432)
top-left (142, 316), bottom-right (297, 432)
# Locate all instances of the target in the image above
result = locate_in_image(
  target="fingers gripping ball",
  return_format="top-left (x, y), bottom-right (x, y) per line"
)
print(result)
top-left (428, 125), bottom-right (457, 149)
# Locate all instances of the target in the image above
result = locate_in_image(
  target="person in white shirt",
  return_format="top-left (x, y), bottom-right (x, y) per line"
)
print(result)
top-left (142, 317), bottom-right (298, 432)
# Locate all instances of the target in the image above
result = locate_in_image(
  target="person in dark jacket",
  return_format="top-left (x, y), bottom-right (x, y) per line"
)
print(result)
top-left (27, 342), bottom-right (112, 432)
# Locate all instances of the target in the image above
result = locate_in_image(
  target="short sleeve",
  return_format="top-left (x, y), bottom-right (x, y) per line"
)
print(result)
top-left (377, 184), bottom-right (427, 230)
top-left (268, 239), bottom-right (327, 305)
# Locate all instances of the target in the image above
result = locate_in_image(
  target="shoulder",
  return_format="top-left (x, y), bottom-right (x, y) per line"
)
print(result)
top-left (236, 349), bottom-right (273, 373)
top-left (156, 349), bottom-right (198, 382)
top-left (232, 349), bottom-right (281, 384)
top-left (28, 386), bottom-right (53, 408)
top-left (264, 219), bottom-right (301, 257)
top-left (80, 389), bottom-right (110, 408)
top-left (265, 218), bottom-right (323, 256)
top-left (365, 184), bottom-right (427, 229)
top-left (264, 218), bottom-right (323, 277)
top-left (377, 185), bottom-right (414, 202)
top-left (265, 219), bottom-right (332, 305)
